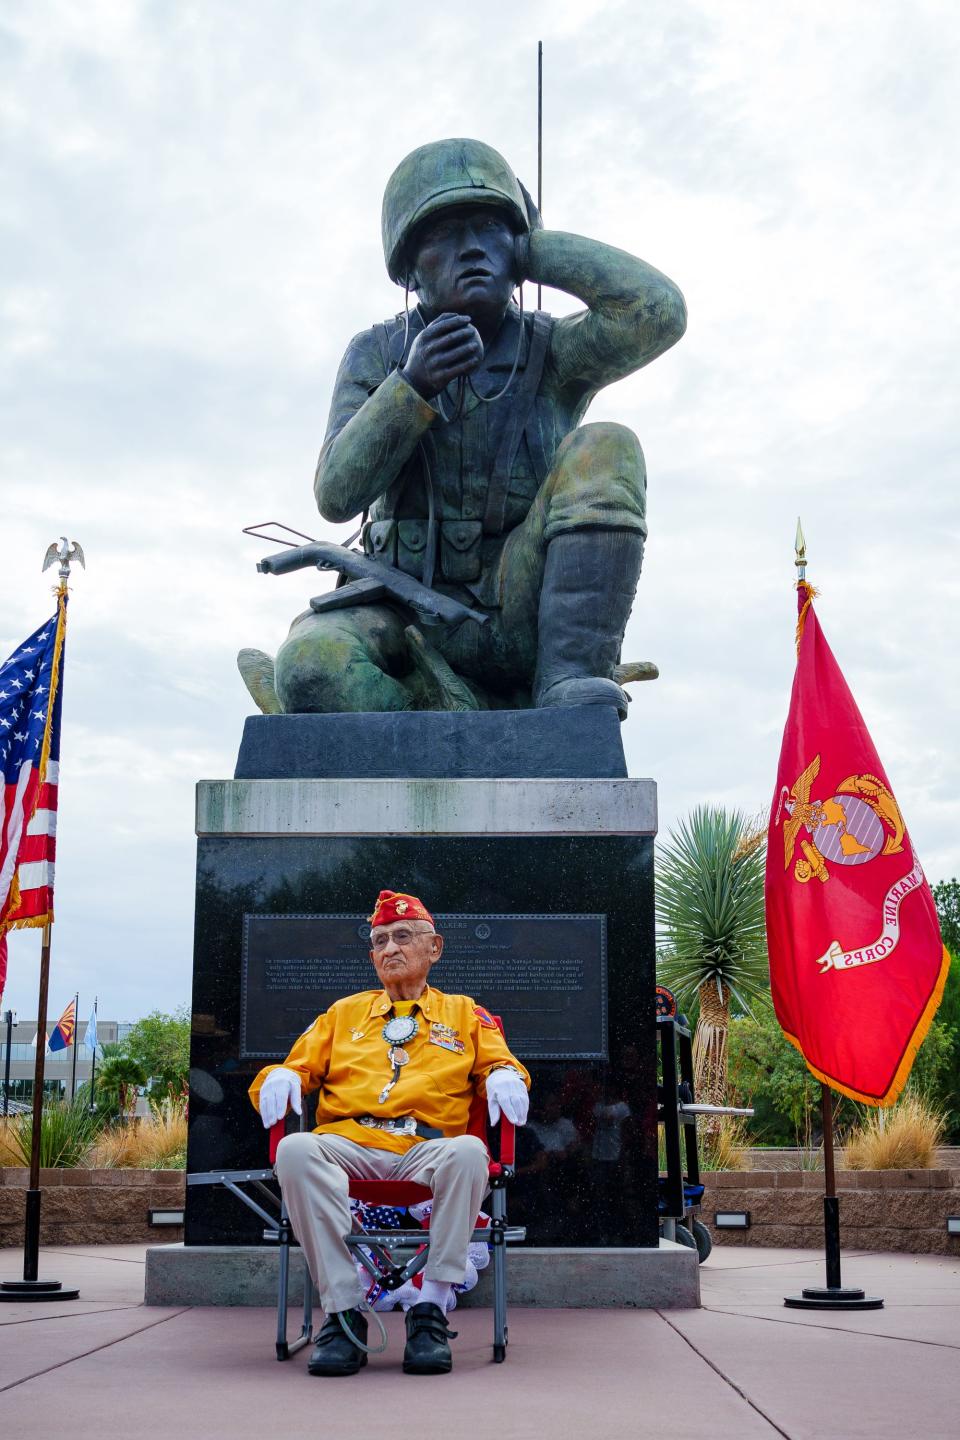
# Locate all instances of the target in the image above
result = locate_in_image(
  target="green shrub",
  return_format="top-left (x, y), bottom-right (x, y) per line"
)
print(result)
top-left (727, 1007), bottom-right (826, 1145)
top-left (121, 1008), bottom-right (190, 1095)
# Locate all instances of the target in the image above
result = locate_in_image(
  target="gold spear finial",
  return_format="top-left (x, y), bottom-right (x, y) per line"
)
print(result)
top-left (794, 517), bottom-right (807, 582)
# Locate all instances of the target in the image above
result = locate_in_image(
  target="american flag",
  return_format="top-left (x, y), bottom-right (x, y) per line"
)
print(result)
top-left (0, 594), bottom-right (66, 1003)
top-left (350, 1200), bottom-right (406, 1231)
top-left (349, 1201), bottom-right (409, 1308)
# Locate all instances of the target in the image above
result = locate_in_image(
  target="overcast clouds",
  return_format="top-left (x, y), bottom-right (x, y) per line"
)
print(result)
top-left (2, 1), bottom-right (958, 1022)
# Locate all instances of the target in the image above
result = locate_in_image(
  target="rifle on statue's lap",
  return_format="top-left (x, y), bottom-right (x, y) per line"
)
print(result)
top-left (257, 541), bottom-right (488, 631)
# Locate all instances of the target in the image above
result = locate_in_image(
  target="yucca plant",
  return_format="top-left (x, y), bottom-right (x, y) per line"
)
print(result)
top-left (657, 806), bottom-right (769, 1117)
top-left (5, 1098), bottom-right (101, 1168)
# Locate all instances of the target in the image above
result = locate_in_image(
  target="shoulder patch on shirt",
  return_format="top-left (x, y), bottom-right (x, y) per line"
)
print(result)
top-left (474, 1005), bottom-right (497, 1030)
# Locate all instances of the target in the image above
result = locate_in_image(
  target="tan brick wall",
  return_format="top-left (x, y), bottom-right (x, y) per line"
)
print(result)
top-left (743, 1147), bottom-right (960, 1171)
top-left (0, 1168), bottom-right (185, 1246)
top-left (702, 1169), bottom-right (960, 1254)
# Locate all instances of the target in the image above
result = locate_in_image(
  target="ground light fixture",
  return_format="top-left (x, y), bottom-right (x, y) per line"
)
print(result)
top-left (713, 1211), bottom-right (750, 1229)
top-left (149, 1209), bottom-right (185, 1227)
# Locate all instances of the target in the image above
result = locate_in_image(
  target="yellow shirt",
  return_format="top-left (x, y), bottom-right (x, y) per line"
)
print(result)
top-left (248, 984), bottom-right (531, 1155)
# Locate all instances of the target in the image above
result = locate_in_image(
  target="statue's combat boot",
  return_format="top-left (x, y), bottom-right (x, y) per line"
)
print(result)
top-left (533, 528), bottom-right (644, 722)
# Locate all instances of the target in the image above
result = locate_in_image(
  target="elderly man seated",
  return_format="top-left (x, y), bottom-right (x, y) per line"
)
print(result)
top-left (249, 889), bottom-right (530, 1377)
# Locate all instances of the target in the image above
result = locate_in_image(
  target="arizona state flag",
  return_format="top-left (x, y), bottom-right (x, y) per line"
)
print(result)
top-left (48, 998), bottom-right (76, 1053)
top-left (765, 581), bottom-right (950, 1105)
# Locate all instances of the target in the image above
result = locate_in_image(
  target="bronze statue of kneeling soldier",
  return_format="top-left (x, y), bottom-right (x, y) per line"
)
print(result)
top-left (251, 889), bottom-right (530, 1376)
top-left (241, 137), bottom-right (686, 718)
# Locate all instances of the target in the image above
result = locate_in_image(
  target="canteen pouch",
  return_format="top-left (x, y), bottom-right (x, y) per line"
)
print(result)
top-left (364, 519), bottom-right (397, 566)
top-left (439, 520), bottom-right (483, 583)
top-left (397, 519), bottom-right (430, 580)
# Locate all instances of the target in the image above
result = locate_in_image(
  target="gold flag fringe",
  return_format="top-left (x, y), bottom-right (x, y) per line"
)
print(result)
top-left (795, 580), bottom-right (819, 654)
top-left (779, 943), bottom-right (952, 1107)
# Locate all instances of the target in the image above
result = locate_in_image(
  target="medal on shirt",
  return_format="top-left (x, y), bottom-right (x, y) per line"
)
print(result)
top-left (378, 1014), bottom-right (419, 1105)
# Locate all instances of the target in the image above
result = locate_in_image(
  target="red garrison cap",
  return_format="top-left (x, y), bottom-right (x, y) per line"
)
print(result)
top-left (368, 890), bottom-right (435, 929)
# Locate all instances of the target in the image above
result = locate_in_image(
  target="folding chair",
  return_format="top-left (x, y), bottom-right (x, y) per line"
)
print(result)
top-left (188, 1014), bottom-right (525, 1363)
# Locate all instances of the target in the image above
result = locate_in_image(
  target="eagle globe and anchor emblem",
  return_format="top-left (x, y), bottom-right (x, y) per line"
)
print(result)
top-left (777, 755), bottom-right (905, 885)
top-left (775, 755), bottom-right (924, 975)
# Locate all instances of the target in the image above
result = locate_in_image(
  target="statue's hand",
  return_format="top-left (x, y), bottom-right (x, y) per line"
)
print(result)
top-left (402, 312), bottom-right (483, 400)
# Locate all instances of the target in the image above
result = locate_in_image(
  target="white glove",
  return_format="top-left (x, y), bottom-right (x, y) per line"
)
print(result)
top-left (486, 1067), bottom-right (529, 1127)
top-left (258, 1066), bottom-right (302, 1129)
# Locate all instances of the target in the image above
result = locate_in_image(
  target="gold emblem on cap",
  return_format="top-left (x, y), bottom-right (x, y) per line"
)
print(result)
top-left (396, 899), bottom-right (409, 914)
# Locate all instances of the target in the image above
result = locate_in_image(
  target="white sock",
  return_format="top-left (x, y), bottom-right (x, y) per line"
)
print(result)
top-left (418, 1279), bottom-right (453, 1312)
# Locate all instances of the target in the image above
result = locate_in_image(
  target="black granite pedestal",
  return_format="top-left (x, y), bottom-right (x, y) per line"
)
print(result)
top-left (233, 707), bottom-right (629, 781)
top-left (184, 710), bottom-right (659, 1255)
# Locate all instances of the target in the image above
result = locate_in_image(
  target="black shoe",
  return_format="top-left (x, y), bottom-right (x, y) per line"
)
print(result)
top-left (403, 1301), bottom-right (457, 1375)
top-left (307, 1308), bottom-right (368, 1376)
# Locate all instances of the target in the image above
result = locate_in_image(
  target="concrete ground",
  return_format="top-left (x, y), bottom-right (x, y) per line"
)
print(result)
top-left (2, 1243), bottom-right (958, 1439)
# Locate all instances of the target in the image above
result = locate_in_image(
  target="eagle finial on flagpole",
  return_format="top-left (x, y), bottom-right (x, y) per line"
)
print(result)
top-left (794, 517), bottom-right (807, 582)
top-left (42, 537), bottom-right (85, 587)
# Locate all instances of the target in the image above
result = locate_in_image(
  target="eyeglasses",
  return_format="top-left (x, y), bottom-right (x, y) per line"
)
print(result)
top-left (370, 927), bottom-right (431, 950)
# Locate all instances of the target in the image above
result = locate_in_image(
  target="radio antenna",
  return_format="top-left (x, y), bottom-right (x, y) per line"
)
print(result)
top-left (537, 40), bottom-right (543, 310)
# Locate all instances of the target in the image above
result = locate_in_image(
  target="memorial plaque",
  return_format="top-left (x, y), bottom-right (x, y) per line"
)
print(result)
top-left (241, 912), bottom-right (607, 1060)
top-left (187, 825), bottom-right (657, 1250)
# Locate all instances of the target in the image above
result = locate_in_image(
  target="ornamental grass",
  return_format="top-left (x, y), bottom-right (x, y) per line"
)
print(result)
top-left (844, 1093), bottom-right (945, 1170)
top-left (86, 1097), bottom-right (187, 1170)
top-left (0, 1118), bottom-right (22, 1166)
top-left (698, 1115), bottom-right (749, 1171)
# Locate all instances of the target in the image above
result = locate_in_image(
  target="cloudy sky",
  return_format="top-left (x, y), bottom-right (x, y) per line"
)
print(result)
top-left (2, 1), bottom-right (958, 1023)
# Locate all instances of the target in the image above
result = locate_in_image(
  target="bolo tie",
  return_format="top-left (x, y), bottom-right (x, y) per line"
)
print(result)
top-left (378, 1013), bottom-right (420, 1105)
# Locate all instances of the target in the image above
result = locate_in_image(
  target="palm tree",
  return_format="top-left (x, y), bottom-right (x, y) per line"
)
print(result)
top-left (97, 1055), bottom-right (147, 1120)
top-left (656, 806), bottom-right (769, 1114)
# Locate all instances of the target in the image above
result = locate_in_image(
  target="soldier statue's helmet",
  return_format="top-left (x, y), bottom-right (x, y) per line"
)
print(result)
top-left (382, 138), bottom-right (529, 285)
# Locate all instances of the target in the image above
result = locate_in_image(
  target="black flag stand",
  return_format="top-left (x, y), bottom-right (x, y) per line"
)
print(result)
top-left (0, 923), bottom-right (79, 1302)
top-left (784, 1083), bottom-right (883, 1310)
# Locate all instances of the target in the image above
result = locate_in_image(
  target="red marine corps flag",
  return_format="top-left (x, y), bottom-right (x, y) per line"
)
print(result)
top-left (766, 554), bottom-right (949, 1107)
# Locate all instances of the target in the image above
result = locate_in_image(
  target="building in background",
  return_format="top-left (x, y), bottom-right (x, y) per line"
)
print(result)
top-left (1, 1018), bottom-right (130, 1104)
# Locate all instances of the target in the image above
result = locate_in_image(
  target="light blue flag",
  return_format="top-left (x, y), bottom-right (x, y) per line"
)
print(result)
top-left (84, 1004), bottom-right (97, 1053)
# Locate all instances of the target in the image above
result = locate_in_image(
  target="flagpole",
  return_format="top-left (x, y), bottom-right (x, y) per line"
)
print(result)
top-left (70, 991), bottom-right (79, 1101)
top-left (0, 549), bottom-right (81, 1304)
top-left (24, 924), bottom-right (53, 1273)
top-left (783, 521), bottom-right (882, 1311)
top-left (89, 996), bottom-right (98, 1112)
top-left (2, 1008), bottom-right (13, 1116)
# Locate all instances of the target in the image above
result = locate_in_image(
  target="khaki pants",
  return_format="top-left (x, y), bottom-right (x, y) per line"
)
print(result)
top-left (274, 1131), bottom-right (490, 1314)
